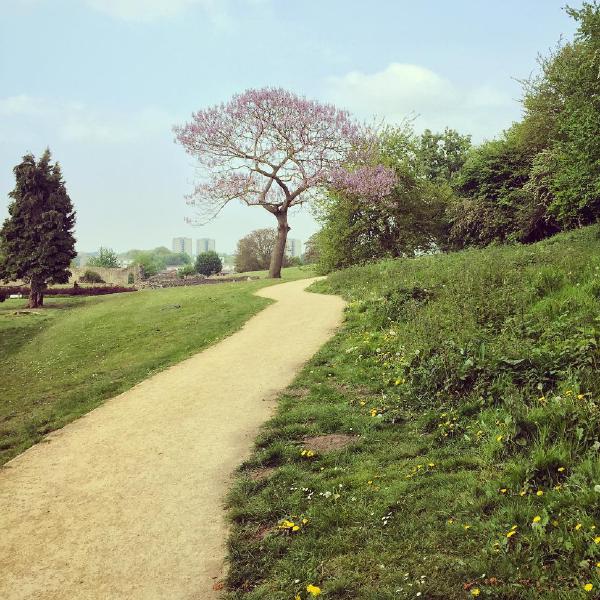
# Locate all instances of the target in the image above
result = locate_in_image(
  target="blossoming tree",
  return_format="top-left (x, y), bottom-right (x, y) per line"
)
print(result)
top-left (174, 87), bottom-right (395, 278)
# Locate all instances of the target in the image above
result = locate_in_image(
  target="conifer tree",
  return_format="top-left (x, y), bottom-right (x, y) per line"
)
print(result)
top-left (0, 150), bottom-right (77, 308)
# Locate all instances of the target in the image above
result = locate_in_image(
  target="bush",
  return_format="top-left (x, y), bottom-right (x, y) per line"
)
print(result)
top-left (177, 264), bottom-right (197, 278)
top-left (79, 270), bottom-right (105, 284)
top-left (195, 251), bottom-right (222, 276)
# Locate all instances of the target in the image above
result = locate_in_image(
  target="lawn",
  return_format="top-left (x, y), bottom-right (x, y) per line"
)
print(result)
top-left (225, 226), bottom-right (600, 599)
top-left (0, 266), bottom-right (314, 465)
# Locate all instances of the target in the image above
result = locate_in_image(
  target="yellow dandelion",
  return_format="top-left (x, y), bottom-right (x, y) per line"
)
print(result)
top-left (536, 490), bottom-right (544, 496)
top-left (533, 516), bottom-right (541, 523)
top-left (511, 525), bottom-right (518, 530)
top-left (499, 488), bottom-right (507, 494)
top-left (519, 490), bottom-right (527, 496)
top-left (506, 530), bottom-right (517, 538)
top-left (464, 524), bottom-right (471, 530)
top-left (471, 589), bottom-right (481, 597)
top-left (496, 435), bottom-right (503, 442)
top-left (428, 463), bottom-right (435, 467)
top-left (575, 523), bottom-right (582, 531)
top-left (295, 595), bottom-right (301, 600)
top-left (557, 467), bottom-right (565, 472)
top-left (306, 583), bottom-right (321, 596)
top-left (578, 394), bottom-right (585, 400)
top-left (594, 536), bottom-right (600, 544)
top-left (583, 583), bottom-right (593, 592)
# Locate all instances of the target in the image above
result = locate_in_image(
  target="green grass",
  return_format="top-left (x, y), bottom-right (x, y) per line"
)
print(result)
top-left (234, 265), bottom-right (316, 280)
top-left (0, 266), bottom-right (314, 465)
top-left (225, 226), bottom-right (600, 600)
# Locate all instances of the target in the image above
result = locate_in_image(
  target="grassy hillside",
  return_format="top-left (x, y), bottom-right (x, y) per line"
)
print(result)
top-left (0, 267), bottom-right (311, 465)
top-left (225, 226), bottom-right (600, 599)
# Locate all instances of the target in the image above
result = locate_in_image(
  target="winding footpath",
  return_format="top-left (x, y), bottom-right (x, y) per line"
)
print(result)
top-left (0, 278), bottom-right (345, 600)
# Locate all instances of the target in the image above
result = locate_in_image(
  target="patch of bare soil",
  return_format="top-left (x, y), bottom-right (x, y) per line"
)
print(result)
top-left (302, 433), bottom-right (359, 452)
top-left (247, 466), bottom-right (277, 481)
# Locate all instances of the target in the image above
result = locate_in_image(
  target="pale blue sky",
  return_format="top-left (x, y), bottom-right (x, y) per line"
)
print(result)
top-left (0, 0), bottom-right (580, 253)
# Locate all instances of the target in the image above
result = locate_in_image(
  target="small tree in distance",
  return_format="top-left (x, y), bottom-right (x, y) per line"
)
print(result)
top-left (235, 228), bottom-right (285, 273)
top-left (0, 150), bottom-right (76, 307)
top-left (87, 247), bottom-right (120, 268)
top-left (195, 251), bottom-right (222, 276)
top-left (174, 88), bottom-right (395, 278)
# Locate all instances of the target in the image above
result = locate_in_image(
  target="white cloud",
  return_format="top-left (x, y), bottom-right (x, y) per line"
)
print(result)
top-left (0, 95), bottom-right (177, 145)
top-left (326, 63), bottom-right (518, 141)
top-left (0, 95), bottom-right (49, 117)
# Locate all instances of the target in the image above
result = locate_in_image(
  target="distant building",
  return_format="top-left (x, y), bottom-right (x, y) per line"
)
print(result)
top-left (196, 238), bottom-right (216, 255)
top-left (172, 237), bottom-right (192, 256)
top-left (286, 238), bottom-right (302, 258)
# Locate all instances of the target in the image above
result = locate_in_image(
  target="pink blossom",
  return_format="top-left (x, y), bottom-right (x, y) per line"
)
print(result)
top-left (174, 87), bottom-right (394, 221)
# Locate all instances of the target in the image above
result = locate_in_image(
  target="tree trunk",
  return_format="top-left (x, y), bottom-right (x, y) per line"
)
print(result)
top-left (268, 211), bottom-right (290, 278)
top-left (28, 279), bottom-right (44, 308)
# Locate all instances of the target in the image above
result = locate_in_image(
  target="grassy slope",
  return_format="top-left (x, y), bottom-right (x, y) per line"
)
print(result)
top-left (225, 226), bottom-right (600, 600)
top-left (0, 267), bottom-right (311, 465)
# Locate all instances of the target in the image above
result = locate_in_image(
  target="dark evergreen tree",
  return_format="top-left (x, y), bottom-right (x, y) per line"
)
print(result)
top-left (0, 150), bottom-right (77, 307)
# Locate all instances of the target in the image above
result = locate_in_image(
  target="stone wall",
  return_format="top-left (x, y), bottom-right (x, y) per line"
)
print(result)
top-left (69, 265), bottom-right (142, 286)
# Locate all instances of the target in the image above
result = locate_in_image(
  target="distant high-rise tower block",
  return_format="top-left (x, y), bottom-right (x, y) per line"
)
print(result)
top-left (286, 238), bottom-right (302, 258)
top-left (172, 237), bottom-right (192, 257)
top-left (196, 238), bottom-right (216, 254)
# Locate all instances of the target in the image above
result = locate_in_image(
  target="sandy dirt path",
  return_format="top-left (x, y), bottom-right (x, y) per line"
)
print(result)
top-left (0, 278), bottom-right (345, 600)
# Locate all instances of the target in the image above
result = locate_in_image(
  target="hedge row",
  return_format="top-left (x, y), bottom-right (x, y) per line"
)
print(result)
top-left (0, 285), bottom-right (136, 297)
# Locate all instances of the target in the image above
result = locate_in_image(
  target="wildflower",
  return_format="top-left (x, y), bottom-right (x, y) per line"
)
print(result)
top-left (359, 400), bottom-right (366, 406)
top-left (500, 488), bottom-right (507, 494)
top-left (596, 562), bottom-right (600, 568)
top-left (464, 525), bottom-right (471, 530)
top-left (533, 516), bottom-right (541, 523)
top-left (557, 467), bottom-right (565, 472)
top-left (496, 435), bottom-right (503, 442)
top-left (519, 490), bottom-right (527, 496)
top-left (471, 589), bottom-right (481, 596)
top-left (506, 530), bottom-right (517, 538)
top-left (306, 584), bottom-right (321, 596)
top-left (370, 408), bottom-right (378, 417)
top-left (575, 523), bottom-right (582, 531)
top-left (578, 394), bottom-right (585, 400)
top-left (428, 463), bottom-right (435, 468)
top-left (594, 536), bottom-right (600, 544)
top-left (536, 490), bottom-right (544, 496)
top-left (295, 595), bottom-right (301, 600)
top-left (583, 583), bottom-right (593, 592)
top-left (538, 396), bottom-right (546, 403)
top-left (448, 518), bottom-right (454, 524)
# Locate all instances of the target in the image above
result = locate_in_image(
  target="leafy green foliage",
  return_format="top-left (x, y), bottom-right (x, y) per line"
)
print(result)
top-left (0, 150), bottom-right (76, 306)
top-left (226, 225), bottom-right (600, 599)
top-left (79, 270), bottom-right (105, 283)
top-left (451, 2), bottom-right (600, 250)
top-left (316, 126), bottom-right (455, 273)
top-left (195, 250), bottom-right (222, 276)
top-left (87, 247), bottom-right (119, 268)
top-left (417, 127), bottom-right (472, 183)
top-left (177, 264), bottom-right (197, 278)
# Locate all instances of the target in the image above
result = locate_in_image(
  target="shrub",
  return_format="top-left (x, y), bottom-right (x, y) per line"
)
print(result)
top-left (79, 270), bottom-right (105, 284)
top-left (195, 251), bottom-right (222, 276)
top-left (177, 264), bottom-right (197, 278)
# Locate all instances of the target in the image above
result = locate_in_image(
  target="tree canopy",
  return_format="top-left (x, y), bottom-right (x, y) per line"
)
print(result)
top-left (174, 87), bottom-right (394, 278)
